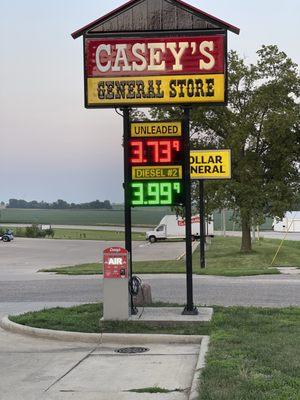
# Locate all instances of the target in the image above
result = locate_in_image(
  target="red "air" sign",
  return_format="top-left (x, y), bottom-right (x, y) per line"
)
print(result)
top-left (103, 247), bottom-right (128, 279)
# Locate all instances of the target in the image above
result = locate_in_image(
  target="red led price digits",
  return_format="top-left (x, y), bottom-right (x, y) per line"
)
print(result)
top-left (130, 139), bottom-right (182, 164)
top-left (130, 141), bottom-right (144, 164)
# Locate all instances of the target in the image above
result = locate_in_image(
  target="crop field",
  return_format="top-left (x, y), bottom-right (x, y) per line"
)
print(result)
top-left (0, 207), bottom-right (273, 230)
top-left (0, 207), bottom-right (172, 227)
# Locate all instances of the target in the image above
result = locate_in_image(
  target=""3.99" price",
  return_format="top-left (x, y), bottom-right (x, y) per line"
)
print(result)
top-left (130, 181), bottom-right (183, 206)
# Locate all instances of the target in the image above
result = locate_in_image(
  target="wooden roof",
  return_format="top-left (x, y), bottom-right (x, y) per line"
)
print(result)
top-left (72, 0), bottom-right (240, 39)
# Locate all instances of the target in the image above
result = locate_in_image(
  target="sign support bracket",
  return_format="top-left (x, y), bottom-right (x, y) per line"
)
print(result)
top-left (182, 107), bottom-right (198, 316)
top-left (199, 179), bottom-right (206, 269)
top-left (122, 107), bottom-right (137, 316)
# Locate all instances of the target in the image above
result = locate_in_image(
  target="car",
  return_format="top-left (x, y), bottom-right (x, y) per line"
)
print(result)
top-left (0, 230), bottom-right (14, 242)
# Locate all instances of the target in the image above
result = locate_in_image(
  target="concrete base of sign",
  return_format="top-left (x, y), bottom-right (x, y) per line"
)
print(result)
top-left (103, 280), bottom-right (130, 321)
top-left (101, 307), bottom-right (213, 324)
top-left (129, 307), bottom-right (213, 323)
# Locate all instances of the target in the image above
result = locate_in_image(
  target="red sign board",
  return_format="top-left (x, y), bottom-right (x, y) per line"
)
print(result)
top-left (85, 33), bottom-right (226, 107)
top-left (103, 247), bottom-right (128, 279)
top-left (85, 35), bottom-right (225, 77)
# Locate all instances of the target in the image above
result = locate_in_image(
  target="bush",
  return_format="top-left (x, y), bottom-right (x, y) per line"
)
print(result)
top-left (44, 228), bottom-right (54, 238)
top-left (15, 228), bottom-right (25, 237)
top-left (25, 224), bottom-right (47, 238)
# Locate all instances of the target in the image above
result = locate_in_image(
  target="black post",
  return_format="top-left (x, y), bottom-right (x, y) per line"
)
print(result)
top-left (199, 180), bottom-right (206, 269)
top-left (122, 107), bottom-right (136, 315)
top-left (182, 107), bottom-right (198, 315)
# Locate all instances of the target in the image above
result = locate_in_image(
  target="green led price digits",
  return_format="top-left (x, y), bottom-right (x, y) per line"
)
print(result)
top-left (131, 181), bottom-right (183, 206)
top-left (148, 183), bottom-right (159, 205)
top-left (160, 182), bottom-right (172, 204)
top-left (131, 182), bottom-right (144, 205)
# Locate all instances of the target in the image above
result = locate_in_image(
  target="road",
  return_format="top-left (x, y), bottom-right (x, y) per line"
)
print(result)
top-left (0, 274), bottom-right (299, 317)
top-left (0, 237), bottom-right (187, 317)
top-left (0, 237), bottom-right (187, 279)
top-left (3, 223), bottom-right (300, 240)
top-left (0, 238), bottom-right (299, 319)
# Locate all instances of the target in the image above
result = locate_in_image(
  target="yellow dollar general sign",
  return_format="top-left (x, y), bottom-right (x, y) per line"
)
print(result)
top-left (190, 150), bottom-right (231, 179)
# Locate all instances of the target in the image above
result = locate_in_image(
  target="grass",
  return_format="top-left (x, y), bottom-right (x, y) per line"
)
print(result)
top-left (40, 259), bottom-right (186, 275)
top-left (10, 304), bottom-right (300, 400)
top-left (51, 228), bottom-right (145, 241)
top-left (5, 227), bottom-right (145, 241)
top-left (196, 236), bottom-right (298, 276)
top-left (127, 387), bottom-right (184, 393)
top-left (40, 236), bottom-right (300, 277)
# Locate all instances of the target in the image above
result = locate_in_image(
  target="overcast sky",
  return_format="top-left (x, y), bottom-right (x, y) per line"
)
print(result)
top-left (1, 0), bottom-right (299, 203)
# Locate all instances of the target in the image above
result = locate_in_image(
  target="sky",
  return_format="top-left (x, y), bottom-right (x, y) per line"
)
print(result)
top-left (1, 0), bottom-right (299, 204)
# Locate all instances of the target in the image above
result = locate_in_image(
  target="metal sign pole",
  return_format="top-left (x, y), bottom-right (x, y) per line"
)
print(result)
top-left (199, 179), bottom-right (206, 269)
top-left (122, 107), bottom-right (136, 315)
top-left (182, 107), bottom-right (198, 315)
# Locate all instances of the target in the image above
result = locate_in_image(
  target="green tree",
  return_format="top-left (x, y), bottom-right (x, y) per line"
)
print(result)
top-left (193, 46), bottom-right (300, 251)
top-left (149, 45), bottom-right (300, 252)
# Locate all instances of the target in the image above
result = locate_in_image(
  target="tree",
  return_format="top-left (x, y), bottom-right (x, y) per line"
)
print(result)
top-left (148, 45), bottom-right (300, 252)
top-left (5, 198), bottom-right (113, 210)
top-left (191, 46), bottom-right (299, 251)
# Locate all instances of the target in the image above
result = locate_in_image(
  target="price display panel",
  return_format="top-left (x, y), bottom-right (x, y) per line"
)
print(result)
top-left (129, 139), bottom-right (182, 165)
top-left (131, 181), bottom-right (183, 206)
top-left (129, 121), bottom-right (185, 207)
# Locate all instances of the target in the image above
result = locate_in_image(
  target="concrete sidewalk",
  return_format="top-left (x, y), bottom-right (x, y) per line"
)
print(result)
top-left (0, 325), bottom-right (209, 400)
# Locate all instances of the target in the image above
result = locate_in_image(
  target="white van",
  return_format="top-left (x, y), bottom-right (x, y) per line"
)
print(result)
top-left (272, 212), bottom-right (300, 232)
top-left (146, 214), bottom-right (214, 243)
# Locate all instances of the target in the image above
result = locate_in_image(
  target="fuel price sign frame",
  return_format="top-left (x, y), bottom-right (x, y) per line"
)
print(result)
top-left (129, 121), bottom-right (185, 207)
top-left (72, 0), bottom-right (240, 315)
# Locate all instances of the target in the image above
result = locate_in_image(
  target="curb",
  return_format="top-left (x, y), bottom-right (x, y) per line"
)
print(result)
top-left (0, 316), bottom-right (101, 343)
top-left (0, 316), bottom-right (203, 345)
top-left (177, 241), bottom-right (199, 260)
top-left (189, 336), bottom-right (210, 400)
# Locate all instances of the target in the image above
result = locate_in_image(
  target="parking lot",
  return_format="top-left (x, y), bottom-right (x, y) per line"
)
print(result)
top-left (0, 237), bottom-right (187, 279)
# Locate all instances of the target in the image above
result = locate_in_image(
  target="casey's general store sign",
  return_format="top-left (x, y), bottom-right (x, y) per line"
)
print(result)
top-left (85, 34), bottom-right (226, 107)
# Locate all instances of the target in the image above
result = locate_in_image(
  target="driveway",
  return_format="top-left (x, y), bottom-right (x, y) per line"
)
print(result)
top-left (0, 238), bottom-right (186, 278)
top-left (0, 238), bottom-right (300, 314)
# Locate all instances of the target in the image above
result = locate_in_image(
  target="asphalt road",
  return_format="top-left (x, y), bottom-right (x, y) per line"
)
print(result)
top-left (0, 274), bottom-right (299, 310)
top-left (0, 237), bottom-right (186, 279)
top-left (0, 238), bottom-right (299, 318)
top-left (4, 223), bottom-right (300, 240)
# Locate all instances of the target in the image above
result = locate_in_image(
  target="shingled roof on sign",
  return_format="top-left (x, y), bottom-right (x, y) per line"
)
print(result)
top-left (72, 0), bottom-right (240, 39)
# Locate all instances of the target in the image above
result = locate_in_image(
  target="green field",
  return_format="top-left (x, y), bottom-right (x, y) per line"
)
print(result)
top-left (0, 207), bottom-right (171, 227)
top-left (0, 207), bottom-right (273, 230)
